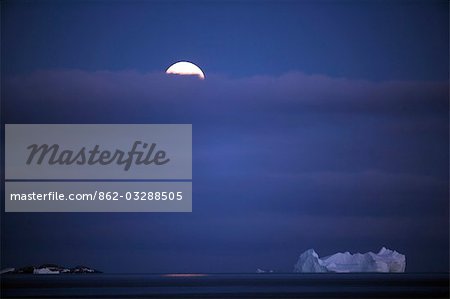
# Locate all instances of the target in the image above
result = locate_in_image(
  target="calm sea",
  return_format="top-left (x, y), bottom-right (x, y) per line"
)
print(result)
top-left (1, 273), bottom-right (449, 298)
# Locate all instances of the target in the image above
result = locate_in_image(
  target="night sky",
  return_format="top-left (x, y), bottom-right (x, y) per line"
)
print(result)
top-left (1, 0), bottom-right (449, 273)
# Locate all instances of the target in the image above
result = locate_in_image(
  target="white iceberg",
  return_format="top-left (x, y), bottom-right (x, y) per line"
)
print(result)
top-left (294, 247), bottom-right (406, 273)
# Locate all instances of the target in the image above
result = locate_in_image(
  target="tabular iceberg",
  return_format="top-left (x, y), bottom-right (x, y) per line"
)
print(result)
top-left (294, 247), bottom-right (406, 273)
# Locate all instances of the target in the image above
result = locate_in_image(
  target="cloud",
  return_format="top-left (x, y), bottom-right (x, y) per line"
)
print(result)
top-left (3, 69), bottom-right (448, 272)
top-left (255, 170), bottom-right (449, 216)
top-left (4, 69), bottom-right (447, 218)
top-left (4, 69), bottom-right (448, 124)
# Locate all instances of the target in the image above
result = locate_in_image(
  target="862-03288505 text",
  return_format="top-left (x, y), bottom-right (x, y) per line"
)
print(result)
top-left (9, 191), bottom-right (184, 201)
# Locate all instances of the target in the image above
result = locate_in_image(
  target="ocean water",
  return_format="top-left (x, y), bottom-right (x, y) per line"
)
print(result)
top-left (1, 273), bottom-right (448, 298)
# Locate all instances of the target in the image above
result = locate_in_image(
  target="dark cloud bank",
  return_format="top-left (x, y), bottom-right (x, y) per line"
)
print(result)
top-left (2, 70), bottom-right (449, 272)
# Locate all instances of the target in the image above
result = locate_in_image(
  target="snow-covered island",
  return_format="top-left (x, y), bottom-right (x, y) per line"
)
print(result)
top-left (294, 247), bottom-right (406, 273)
top-left (1, 264), bottom-right (102, 275)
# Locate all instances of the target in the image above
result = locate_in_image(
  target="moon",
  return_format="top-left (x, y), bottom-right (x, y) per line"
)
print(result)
top-left (166, 61), bottom-right (205, 80)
